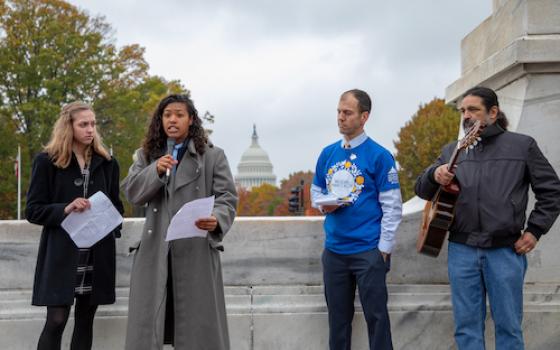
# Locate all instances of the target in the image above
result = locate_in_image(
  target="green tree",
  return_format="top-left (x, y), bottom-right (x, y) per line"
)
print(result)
top-left (0, 113), bottom-right (19, 218)
top-left (0, 0), bottom-right (215, 218)
top-left (0, 0), bottom-right (118, 156)
top-left (394, 98), bottom-right (460, 201)
top-left (0, 0), bottom-right (143, 217)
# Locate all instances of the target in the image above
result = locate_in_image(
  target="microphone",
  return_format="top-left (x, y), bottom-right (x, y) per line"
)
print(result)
top-left (166, 138), bottom-right (175, 178)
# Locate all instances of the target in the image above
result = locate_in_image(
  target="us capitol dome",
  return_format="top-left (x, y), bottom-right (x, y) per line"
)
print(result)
top-left (235, 125), bottom-right (277, 189)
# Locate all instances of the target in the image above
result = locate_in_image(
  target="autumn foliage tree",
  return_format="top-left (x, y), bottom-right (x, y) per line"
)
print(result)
top-left (0, 0), bottom-right (211, 218)
top-left (236, 183), bottom-right (283, 216)
top-left (236, 171), bottom-right (322, 216)
top-left (275, 171), bottom-right (321, 216)
top-left (394, 98), bottom-right (460, 201)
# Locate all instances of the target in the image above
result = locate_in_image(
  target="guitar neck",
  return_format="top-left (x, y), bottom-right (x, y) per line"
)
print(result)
top-left (446, 145), bottom-right (461, 174)
top-left (446, 120), bottom-right (483, 174)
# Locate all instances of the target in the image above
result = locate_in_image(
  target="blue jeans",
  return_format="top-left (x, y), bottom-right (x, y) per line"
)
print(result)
top-left (448, 241), bottom-right (527, 350)
top-left (322, 248), bottom-right (392, 350)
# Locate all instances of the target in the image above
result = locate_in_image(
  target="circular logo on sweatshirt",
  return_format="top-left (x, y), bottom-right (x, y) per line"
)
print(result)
top-left (326, 160), bottom-right (364, 202)
top-left (330, 170), bottom-right (354, 197)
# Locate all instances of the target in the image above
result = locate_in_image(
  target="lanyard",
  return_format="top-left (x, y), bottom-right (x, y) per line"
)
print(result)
top-left (82, 164), bottom-right (90, 198)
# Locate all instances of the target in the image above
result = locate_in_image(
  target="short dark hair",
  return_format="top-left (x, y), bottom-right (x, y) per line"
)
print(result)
top-left (342, 89), bottom-right (372, 113)
top-left (462, 86), bottom-right (508, 130)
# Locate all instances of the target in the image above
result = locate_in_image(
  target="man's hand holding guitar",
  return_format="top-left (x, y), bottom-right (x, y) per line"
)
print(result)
top-left (433, 164), bottom-right (456, 186)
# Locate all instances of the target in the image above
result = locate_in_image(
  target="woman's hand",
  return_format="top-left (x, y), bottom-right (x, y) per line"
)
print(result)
top-left (195, 216), bottom-right (218, 232)
top-left (156, 155), bottom-right (178, 176)
top-left (64, 198), bottom-right (91, 214)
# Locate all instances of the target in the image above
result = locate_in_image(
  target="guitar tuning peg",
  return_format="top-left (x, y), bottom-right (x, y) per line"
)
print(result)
top-left (473, 140), bottom-right (478, 146)
top-left (469, 145), bottom-right (475, 149)
top-left (477, 137), bottom-right (482, 141)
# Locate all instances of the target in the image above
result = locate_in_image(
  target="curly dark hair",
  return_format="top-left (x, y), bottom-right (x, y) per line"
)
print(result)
top-left (142, 94), bottom-right (208, 160)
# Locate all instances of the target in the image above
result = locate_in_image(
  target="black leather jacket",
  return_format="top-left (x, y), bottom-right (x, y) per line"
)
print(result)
top-left (415, 123), bottom-right (560, 248)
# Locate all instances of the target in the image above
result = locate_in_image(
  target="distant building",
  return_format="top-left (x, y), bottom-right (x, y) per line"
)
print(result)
top-left (235, 125), bottom-right (276, 189)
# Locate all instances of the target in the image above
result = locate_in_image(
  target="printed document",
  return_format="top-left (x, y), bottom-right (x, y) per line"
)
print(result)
top-left (166, 196), bottom-right (215, 241)
top-left (314, 194), bottom-right (352, 206)
top-left (61, 191), bottom-right (123, 248)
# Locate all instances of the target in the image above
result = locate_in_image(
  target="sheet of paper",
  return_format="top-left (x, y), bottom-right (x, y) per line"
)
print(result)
top-left (61, 191), bottom-right (123, 248)
top-left (166, 195), bottom-right (215, 241)
top-left (314, 194), bottom-right (353, 206)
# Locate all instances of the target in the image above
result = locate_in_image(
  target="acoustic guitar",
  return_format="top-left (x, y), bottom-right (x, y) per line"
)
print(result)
top-left (416, 121), bottom-right (483, 257)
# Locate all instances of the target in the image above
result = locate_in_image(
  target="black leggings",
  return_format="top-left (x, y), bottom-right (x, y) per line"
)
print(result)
top-left (37, 295), bottom-right (98, 350)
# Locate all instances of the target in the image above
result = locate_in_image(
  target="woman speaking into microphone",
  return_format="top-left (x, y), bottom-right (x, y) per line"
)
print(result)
top-left (121, 94), bottom-right (238, 350)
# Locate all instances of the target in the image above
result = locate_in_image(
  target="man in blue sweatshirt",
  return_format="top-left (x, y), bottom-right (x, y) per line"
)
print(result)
top-left (312, 89), bottom-right (402, 350)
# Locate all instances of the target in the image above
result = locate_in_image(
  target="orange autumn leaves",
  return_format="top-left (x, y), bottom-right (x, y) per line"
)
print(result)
top-left (236, 171), bottom-right (321, 216)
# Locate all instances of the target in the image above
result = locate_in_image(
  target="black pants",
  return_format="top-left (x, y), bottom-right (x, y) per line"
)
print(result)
top-left (37, 295), bottom-right (98, 350)
top-left (322, 248), bottom-right (392, 350)
top-left (164, 254), bottom-right (175, 345)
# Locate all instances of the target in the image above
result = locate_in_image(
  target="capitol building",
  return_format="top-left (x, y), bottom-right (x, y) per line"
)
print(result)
top-left (235, 125), bottom-right (277, 189)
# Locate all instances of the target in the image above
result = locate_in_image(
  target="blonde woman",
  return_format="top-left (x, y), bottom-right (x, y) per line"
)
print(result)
top-left (26, 101), bottom-right (124, 350)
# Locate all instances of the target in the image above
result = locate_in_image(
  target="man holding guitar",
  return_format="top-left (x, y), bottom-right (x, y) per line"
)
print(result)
top-left (415, 86), bottom-right (560, 350)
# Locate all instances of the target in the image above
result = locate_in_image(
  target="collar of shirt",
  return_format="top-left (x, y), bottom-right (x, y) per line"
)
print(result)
top-left (480, 122), bottom-right (504, 140)
top-left (171, 142), bottom-right (186, 174)
top-left (171, 143), bottom-right (183, 161)
top-left (340, 132), bottom-right (368, 149)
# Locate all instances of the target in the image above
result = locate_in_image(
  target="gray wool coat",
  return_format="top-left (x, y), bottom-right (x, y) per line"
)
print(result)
top-left (121, 140), bottom-right (237, 350)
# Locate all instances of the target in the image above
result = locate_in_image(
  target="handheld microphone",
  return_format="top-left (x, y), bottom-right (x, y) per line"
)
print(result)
top-left (166, 138), bottom-right (175, 178)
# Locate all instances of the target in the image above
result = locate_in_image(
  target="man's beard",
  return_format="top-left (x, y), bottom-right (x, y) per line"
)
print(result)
top-left (463, 115), bottom-right (491, 131)
top-left (462, 118), bottom-right (476, 131)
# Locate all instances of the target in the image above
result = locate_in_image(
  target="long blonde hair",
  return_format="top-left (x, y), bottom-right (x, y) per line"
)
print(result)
top-left (43, 101), bottom-right (111, 168)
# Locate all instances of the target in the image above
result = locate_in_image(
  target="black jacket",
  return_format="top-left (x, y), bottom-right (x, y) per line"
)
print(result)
top-left (26, 152), bottom-right (124, 305)
top-left (415, 123), bottom-right (560, 248)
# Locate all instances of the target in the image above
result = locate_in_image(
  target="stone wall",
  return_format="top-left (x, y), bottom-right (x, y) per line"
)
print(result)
top-left (1, 213), bottom-right (560, 349)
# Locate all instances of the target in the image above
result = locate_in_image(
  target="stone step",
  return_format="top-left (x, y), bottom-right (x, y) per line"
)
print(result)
top-left (3, 284), bottom-right (559, 321)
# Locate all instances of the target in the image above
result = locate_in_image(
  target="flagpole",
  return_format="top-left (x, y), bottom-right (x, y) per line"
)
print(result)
top-left (17, 144), bottom-right (21, 220)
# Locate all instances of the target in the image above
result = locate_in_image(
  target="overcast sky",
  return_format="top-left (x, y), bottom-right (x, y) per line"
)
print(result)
top-left (69, 0), bottom-right (492, 183)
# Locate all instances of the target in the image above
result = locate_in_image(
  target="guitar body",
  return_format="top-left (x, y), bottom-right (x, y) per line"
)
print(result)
top-left (417, 183), bottom-right (459, 257)
top-left (416, 120), bottom-right (483, 257)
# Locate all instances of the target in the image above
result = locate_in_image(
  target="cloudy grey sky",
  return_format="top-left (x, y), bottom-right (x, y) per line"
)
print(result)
top-left (69, 0), bottom-right (491, 182)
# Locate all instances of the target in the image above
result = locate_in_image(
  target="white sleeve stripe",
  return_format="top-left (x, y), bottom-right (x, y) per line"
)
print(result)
top-left (311, 184), bottom-right (325, 209)
top-left (378, 188), bottom-right (403, 253)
